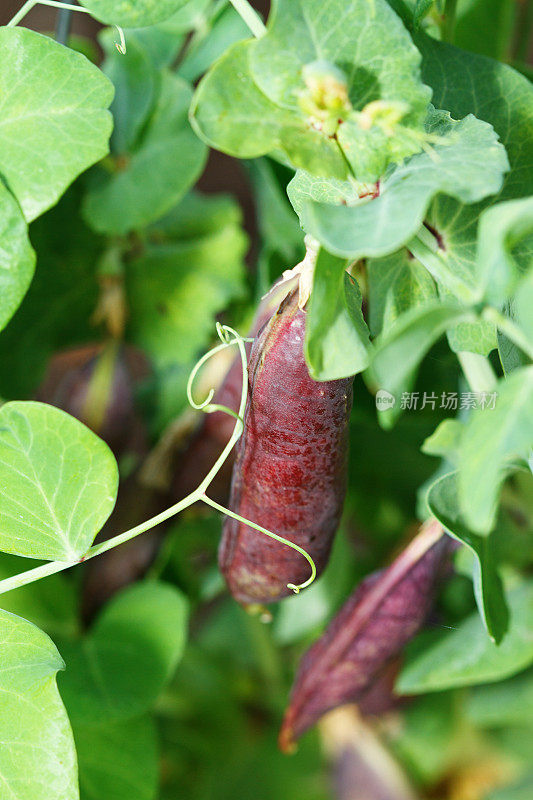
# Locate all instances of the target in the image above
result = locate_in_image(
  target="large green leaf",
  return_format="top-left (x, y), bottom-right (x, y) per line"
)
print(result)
top-left (74, 716), bottom-right (158, 800)
top-left (0, 402), bottom-right (118, 561)
top-left (192, 0), bottom-right (430, 180)
top-left (83, 72), bottom-right (207, 234)
top-left (0, 27), bottom-right (113, 222)
top-left (397, 581), bottom-right (533, 693)
top-left (58, 581), bottom-right (188, 724)
top-left (427, 471), bottom-right (509, 643)
top-left (458, 366), bottom-right (533, 534)
top-left (0, 609), bottom-right (78, 800)
top-left (290, 108), bottom-right (507, 259)
top-left (78, 0), bottom-right (193, 27)
top-left (0, 182), bottom-right (35, 332)
top-left (305, 252), bottom-right (370, 380)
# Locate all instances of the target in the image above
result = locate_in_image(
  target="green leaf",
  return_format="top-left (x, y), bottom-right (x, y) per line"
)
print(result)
top-left (417, 37), bottom-right (533, 202)
top-left (475, 197), bottom-right (533, 305)
top-left (413, 0), bottom-right (435, 28)
top-left (0, 188), bottom-right (100, 400)
top-left (466, 668), bottom-right (533, 728)
top-left (458, 366), bottom-right (533, 534)
top-left (515, 270), bottom-right (533, 345)
top-left (415, 36), bottom-right (533, 351)
top-left (397, 581), bottom-right (533, 693)
top-left (0, 181), bottom-right (35, 332)
top-left (427, 471), bottom-right (509, 643)
top-left (367, 249), bottom-right (436, 337)
top-left (78, 0), bottom-right (193, 27)
top-left (58, 581), bottom-right (188, 724)
top-left (305, 252), bottom-right (370, 380)
top-left (370, 301), bottom-right (473, 407)
top-left (291, 108), bottom-right (507, 259)
top-left (0, 401), bottom-right (118, 561)
top-left (247, 159), bottom-right (303, 264)
top-left (127, 224), bottom-right (246, 368)
top-left (178, 3), bottom-right (250, 83)
top-left (0, 27), bottom-right (113, 222)
top-left (421, 418), bottom-right (464, 464)
top-left (192, 0), bottom-right (430, 180)
top-left (83, 72), bottom-right (207, 234)
top-left (100, 28), bottom-right (158, 155)
top-left (0, 609), bottom-right (78, 800)
top-left (74, 716), bottom-right (158, 800)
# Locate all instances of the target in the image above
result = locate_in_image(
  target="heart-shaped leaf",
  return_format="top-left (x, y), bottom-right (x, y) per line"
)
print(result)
top-left (0, 609), bottom-right (78, 800)
top-left (0, 27), bottom-right (113, 222)
top-left (0, 401), bottom-right (118, 561)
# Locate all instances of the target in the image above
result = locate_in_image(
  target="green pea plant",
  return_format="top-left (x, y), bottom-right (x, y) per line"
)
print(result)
top-left (0, 0), bottom-right (532, 798)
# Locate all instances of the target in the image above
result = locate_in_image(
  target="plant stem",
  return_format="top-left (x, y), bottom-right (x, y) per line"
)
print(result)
top-left (7, 0), bottom-right (36, 25)
top-left (441, 0), bottom-right (458, 43)
top-left (457, 351), bottom-right (498, 392)
top-left (8, 0), bottom-right (90, 26)
top-left (483, 306), bottom-right (533, 361)
top-left (0, 492), bottom-right (203, 597)
top-left (228, 0), bottom-right (267, 38)
top-left (55, 4), bottom-right (73, 45)
top-left (409, 230), bottom-right (477, 304)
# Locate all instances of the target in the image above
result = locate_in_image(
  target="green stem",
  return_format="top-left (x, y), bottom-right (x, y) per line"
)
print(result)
top-left (409, 228), bottom-right (477, 304)
top-left (441, 0), bottom-right (458, 43)
top-left (0, 492), bottom-right (204, 597)
top-left (200, 494), bottom-right (317, 593)
top-left (483, 306), bottom-right (533, 361)
top-left (228, 0), bottom-right (267, 38)
top-left (457, 351), bottom-right (498, 393)
top-left (8, 0), bottom-right (91, 25)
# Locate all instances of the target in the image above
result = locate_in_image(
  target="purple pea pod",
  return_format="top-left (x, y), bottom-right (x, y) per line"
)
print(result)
top-left (279, 519), bottom-right (452, 752)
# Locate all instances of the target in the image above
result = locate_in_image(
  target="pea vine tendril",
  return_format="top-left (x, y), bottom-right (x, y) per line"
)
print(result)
top-left (0, 324), bottom-right (317, 599)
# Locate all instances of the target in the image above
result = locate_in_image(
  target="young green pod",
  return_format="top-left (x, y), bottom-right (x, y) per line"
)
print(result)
top-left (219, 287), bottom-right (353, 604)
